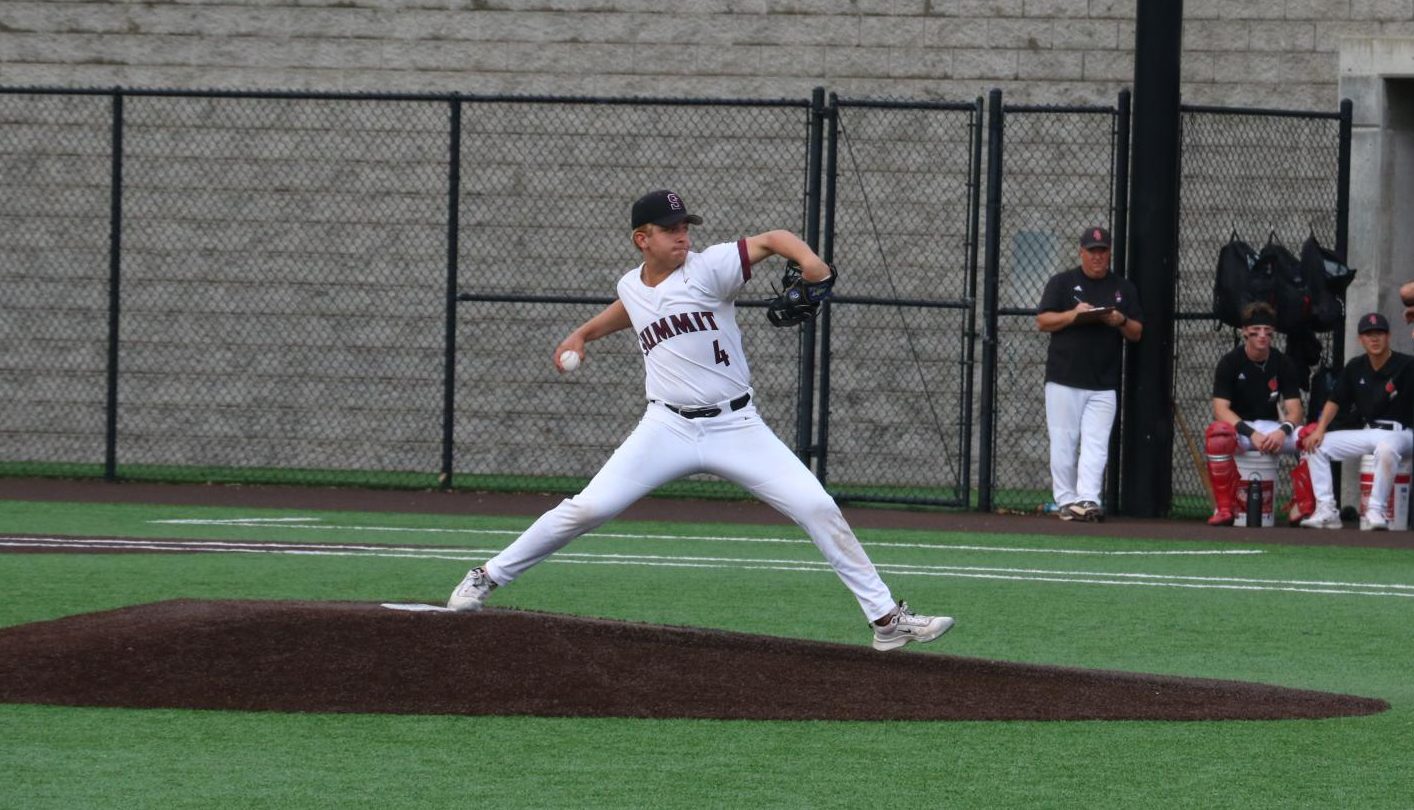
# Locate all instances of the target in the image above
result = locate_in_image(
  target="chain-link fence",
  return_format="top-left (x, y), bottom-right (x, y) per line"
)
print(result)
top-left (984, 98), bottom-right (1126, 514)
top-left (0, 86), bottom-right (1350, 516)
top-left (818, 96), bottom-right (982, 505)
top-left (114, 94), bottom-right (452, 486)
top-left (453, 98), bottom-right (814, 497)
top-left (0, 91), bottom-right (112, 476)
top-left (1170, 105), bottom-right (1348, 518)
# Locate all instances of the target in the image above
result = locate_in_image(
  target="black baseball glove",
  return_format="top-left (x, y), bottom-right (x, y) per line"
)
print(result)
top-left (766, 262), bottom-right (837, 327)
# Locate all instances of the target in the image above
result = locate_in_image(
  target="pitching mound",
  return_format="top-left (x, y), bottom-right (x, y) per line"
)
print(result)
top-left (0, 599), bottom-right (1387, 722)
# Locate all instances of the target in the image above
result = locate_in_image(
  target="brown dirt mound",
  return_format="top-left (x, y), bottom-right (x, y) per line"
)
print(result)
top-left (0, 599), bottom-right (1387, 722)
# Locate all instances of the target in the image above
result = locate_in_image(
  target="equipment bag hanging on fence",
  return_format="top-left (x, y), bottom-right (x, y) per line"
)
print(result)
top-left (1213, 232), bottom-right (1265, 328)
top-left (1262, 234), bottom-right (1315, 336)
top-left (1299, 233), bottom-right (1353, 332)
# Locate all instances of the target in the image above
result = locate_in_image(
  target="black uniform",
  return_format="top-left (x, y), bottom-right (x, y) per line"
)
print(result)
top-left (1211, 345), bottom-right (1303, 422)
top-left (1329, 352), bottom-right (1414, 427)
top-left (1038, 267), bottom-right (1142, 390)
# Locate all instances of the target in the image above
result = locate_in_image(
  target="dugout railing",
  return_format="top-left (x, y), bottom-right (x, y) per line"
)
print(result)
top-left (0, 85), bottom-right (1351, 515)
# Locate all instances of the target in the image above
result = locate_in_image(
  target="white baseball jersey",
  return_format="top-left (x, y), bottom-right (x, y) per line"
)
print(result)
top-left (616, 240), bottom-right (752, 407)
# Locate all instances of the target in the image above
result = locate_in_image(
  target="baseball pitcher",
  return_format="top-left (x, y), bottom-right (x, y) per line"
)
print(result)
top-left (447, 189), bottom-right (954, 651)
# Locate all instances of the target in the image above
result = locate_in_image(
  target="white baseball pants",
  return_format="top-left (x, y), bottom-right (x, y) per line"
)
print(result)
top-left (483, 402), bottom-right (897, 621)
top-left (1044, 382), bottom-right (1117, 507)
top-left (1306, 427), bottom-right (1414, 518)
top-left (1236, 419), bottom-right (1301, 454)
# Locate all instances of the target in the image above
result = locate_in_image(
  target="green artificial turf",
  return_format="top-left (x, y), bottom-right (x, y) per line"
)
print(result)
top-left (1, 498), bottom-right (1411, 808)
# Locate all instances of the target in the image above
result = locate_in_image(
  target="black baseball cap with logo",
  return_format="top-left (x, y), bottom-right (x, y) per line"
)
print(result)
top-left (1080, 226), bottom-right (1112, 249)
top-left (1357, 312), bottom-right (1391, 334)
top-left (631, 190), bottom-right (704, 229)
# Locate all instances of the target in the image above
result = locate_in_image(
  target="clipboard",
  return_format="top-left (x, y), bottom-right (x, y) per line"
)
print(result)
top-left (1072, 306), bottom-right (1115, 326)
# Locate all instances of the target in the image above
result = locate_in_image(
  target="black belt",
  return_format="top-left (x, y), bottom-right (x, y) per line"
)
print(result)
top-left (1367, 421), bottom-right (1404, 431)
top-left (662, 393), bottom-right (750, 419)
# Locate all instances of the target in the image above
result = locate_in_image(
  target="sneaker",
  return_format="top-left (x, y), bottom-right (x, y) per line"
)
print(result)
top-left (872, 601), bottom-right (955, 651)
top-left (1058, 503), bottom-right (1086, 521)
top-left (1078, 500), bottom-right (1105, 522)
top-left (1363, 512), bottom-right (1389, 531)
top-left (1300, 507), bottom-right (1342, 530)
top-left (447, 566), bottom-right (497, 611)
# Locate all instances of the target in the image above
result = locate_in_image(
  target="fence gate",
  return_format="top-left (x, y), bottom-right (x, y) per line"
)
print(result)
top-left (815, 96), bottom-right (984, 507)
top-left (1167, 103), bottom-right (1352, 518)
top-left (978, 92), bottom-right (1131, 514)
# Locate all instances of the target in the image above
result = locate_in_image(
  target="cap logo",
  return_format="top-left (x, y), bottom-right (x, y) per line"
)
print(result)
top-left (1370, 315), bottom-right (1378, 324)
top-left (666, 192), bottom-right (683, 211)
top-left (1093, 229), bottom-right (1102, 240)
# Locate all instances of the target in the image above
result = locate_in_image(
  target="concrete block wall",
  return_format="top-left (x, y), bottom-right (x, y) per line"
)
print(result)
top-left (2, 2), bottom-right (1413, 108)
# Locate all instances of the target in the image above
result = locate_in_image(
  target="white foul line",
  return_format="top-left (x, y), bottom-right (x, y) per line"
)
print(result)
top-left (147, 517), bottom-right (1266, 557)
top-left (4, 535), bottom-right (1407, 600)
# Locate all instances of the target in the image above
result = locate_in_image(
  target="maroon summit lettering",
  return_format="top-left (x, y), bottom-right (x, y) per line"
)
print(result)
top-left (638, 310), bottom-right (720, 355)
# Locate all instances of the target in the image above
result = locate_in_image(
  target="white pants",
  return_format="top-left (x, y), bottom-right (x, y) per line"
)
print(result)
top-left (1044, 382), bottom-right (1117, 506)
top-left (484, 402), bottom-right (896, 621)
top-left (1307, 427), bottom-right (1414, 518)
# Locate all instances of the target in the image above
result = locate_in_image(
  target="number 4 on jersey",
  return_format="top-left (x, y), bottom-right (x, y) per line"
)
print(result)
top-left (713, 339), bottom-right (731, 366)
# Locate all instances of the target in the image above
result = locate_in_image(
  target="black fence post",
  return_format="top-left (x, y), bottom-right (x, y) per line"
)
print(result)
top-left (796, 87), bottom-right (825, 465)
top-left (961, 96), bottom-right (985, 505)
top-left (440, 97), bottom-right (462, 490)
top-left (978, 88), bottom-right (1005, 513)
top-left (1105, 88), bottom-right (1132, 511)
top-left (817, 92), bottom-right (840, 486)
top-left (1331, 97), bottom-right (1354, 500)
top-left (103, 89), bottom-right (124, 482)
top-left (1335, 97), bottom-right (1353, 373)
top-left (1123, 0), bottom-right (1184, 518)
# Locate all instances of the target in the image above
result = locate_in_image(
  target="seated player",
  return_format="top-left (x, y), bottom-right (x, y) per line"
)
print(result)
top-left (1300, 313), bottom-right (1414, 531)
top-left (1204, 303), bottom-right (1310, 525)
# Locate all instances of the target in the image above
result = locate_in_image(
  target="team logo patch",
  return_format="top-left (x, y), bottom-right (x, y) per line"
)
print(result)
top-left (666, 192), bottom-right (683, 211)
top-left (1268, 378), bottom-right (1278, 391)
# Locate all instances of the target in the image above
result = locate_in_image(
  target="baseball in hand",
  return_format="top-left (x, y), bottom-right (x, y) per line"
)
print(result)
top-left (559, 350), bottom-right (581, 372)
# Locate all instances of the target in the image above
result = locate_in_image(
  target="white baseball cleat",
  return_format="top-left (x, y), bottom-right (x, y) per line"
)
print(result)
top-left (1300, 507), bottom-right (1342, 529)
top-left (1362, 512), bottom-right (1389, 531)
top-left (871, 602), bottom-right (954, 651)
top-left (447, 566), bottom-right (498, 611)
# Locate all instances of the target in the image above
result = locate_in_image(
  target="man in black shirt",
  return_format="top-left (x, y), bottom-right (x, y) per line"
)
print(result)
top-left (1204, 303), bottom-right (1307, 526)
top-left (1036, 226), bottom-right (1143, 521)
top-left (1300, 312), bottom-right (1414, 530)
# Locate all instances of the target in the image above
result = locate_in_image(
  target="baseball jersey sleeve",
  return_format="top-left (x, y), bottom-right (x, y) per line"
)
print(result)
top-left (692, 240), bottom-right (752, 302)
top-left (1330, 359), bottom-right (1359, 408)
top-left (1037, 272), bottom-right (1070, 313)
top-left (1212, 351), bottom-right (1238, 401)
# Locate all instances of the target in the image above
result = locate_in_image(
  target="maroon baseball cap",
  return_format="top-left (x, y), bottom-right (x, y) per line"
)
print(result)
top-left (631, 190), bottom-right (703, 229)
top-left (1080, 226), bottom-right (1112, 249)
top-left (1357, 312), bottom-right (1391, 334)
